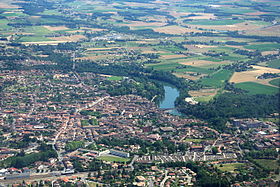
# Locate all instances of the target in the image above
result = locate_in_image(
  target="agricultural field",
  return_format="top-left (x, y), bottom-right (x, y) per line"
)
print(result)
top-left (235, 82), bottom-right (279, 95)
top-left (0, 0), bottom-right (279, 100)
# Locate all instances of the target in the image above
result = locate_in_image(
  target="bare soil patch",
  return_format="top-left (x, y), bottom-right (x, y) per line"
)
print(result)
top-left (48, 35), bottom-right (86, 42)
top-left (261, 51), bottom-right (279, 56)
top-left (190, 21), bottom-right (263, 32)
top-left (230, 65), bottom-right (280, 87)
top-left (189, 89), bottom-right (219, 97)
top-left (154, 25), bottom-right (202, 35)
top-left (179, 60), bottom-right (229, 67)
top-left (0, 2), bottom-right (19, 8)
top-left (245, 25), bottom-right (280, 37)
top-left (187, 13), bottom-right (216, 20)
top-left (174, 72), bottom-right (206, 80)
top-left (44, 26), bottom-right (69, 31)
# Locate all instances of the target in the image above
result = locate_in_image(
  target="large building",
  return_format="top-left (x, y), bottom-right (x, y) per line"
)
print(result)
top-left (109, 149), bottom-right (130, 158)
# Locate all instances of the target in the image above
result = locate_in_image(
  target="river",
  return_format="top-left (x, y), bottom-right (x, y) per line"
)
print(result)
top-left (159, 85), bottom-right (181, 116)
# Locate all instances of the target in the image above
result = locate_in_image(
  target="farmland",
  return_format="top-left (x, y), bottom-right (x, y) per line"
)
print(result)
top-left (0, 0), bottom-right (279, 186)
top-left (0, 0), bottom-right (278, 101)
top-left (235, 82), bottom-right (279, 95)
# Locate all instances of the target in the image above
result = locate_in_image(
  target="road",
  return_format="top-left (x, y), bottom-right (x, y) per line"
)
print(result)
top-left (128, 155), bottom-right (139, 171)
top-left (0, 171), bottom-right (99, 185)
top-left (160, 170), bottom-right (170, 187)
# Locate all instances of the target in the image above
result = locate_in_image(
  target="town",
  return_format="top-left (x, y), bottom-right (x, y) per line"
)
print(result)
top-left (0, 69), bottom-right (279, 186)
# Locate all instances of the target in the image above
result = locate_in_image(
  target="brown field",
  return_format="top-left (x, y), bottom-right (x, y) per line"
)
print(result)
top-left (183, 44), bottom-right (217, 53)
top-left (44, 26), bottom-right (69, 31)
top-left (187, 13), bottom-right (216, 20)
top-left (174, 72), bottom-right (206, 80)
top-left (154, 25), bottom-right (203, 34)
top-left (143, 15), bottom-right (168, 23)
top-left (195, 45), bottom-right (217, 49)
top-left (160, 54), bottom-right (188, 59)
top-left (189, 21), bottom-right (264, 32)
top-left (245, 25), bottom-right (280, 37)
top-left (245, 11), bottom-right (267, 16)
top-left (189, 89), bottom-right (219, 97)
top-left (179, 60), bottom-right (230, 67)
top-left (230, 65), bottom-right (280, 87)
top-left (124, 2), bottom-right (155, 7)
top-left (48, 35), bottom-right (86, 42)
top-left (142, 50), bottom-right (167, 54)
top-left (135, 41), bottom-right (157, 44)
top-left (0, 2), bottom-right (19, 8)
top-left (261, 51), bottom-right (279, 56)
top-left (169, 11), bottom-right (189, 18)
top-left (23, 41), bottom-right (67, 45)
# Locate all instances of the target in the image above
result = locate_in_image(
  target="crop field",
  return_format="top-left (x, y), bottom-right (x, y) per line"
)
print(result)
top-left (244, 43), bottom-right (280, 52)
top-left (154, 25), bottom-right (202, 35)
top-left (230, 66), bottom-right (280, 87)
top-left (199, 70), bottom-right (233, 88)
top-left (0, 0), bottom-right (278, 100)
top-left (269, 78), bottom-right (280, 87)
top-left (235, 82), bottom-right (279, 95)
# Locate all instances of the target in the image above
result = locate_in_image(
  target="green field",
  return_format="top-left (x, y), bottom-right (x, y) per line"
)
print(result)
top-left (254, 159), bottom-right (279, 171)
top-left (108, 76), bottom-right (123, 81)
top-left (17, 36), bottom-right (53, 42)
top-left (194, 95), bottom-right (215, 103)
top-left (269, 78), bottom-right (280, 87)
top-left (235, 82), bottom-right (279, 95)
top-left (188, 19), bottom-right (244, 25)
top-left (265, 59), bottom-right (280, 69)
top-left (244, 43), bottom-right (280, 52)
top-left (199, 70), bottom-right (233, 88)
top-left (216, 163), bottom-right (244, 172)
top-left (97, 156), bottom-right (130, 163)
top-left (147, 62), bottom-right (182, 71)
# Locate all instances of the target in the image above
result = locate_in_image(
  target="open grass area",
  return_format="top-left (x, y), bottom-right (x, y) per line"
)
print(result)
top-left (24, 26), bottom-right (53, 35)
top-left (97, 156), bottom-right (130, 163)
top-left (194, 95), bottom-right (215, 103)
top-left (188, 19), bottom-right (244, 25)
top-left (269, 78), bottom-right (280, 87)
top-left (174, 66), bottom-right (215, 74)
top-left (216, 163), bottom-right (244, 172)
top-left (108, 76), bottom-right (123, 81)
top-left (258, 117), bottom-right (279, 123)
top-left (147, 62), bottom-right (182, 71)
top-left (245, 43), bottom-right (280, 52)
top-left (265, 59), bottom-right (280, 69)
top-left (199, 70), bottom-right (233, 88)
top-left (17, 36), bottom-right (53, 42)
top-left (235, 82), bottom-right (279, 95)
top-left (254, 159), bottom-right (279, 171)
